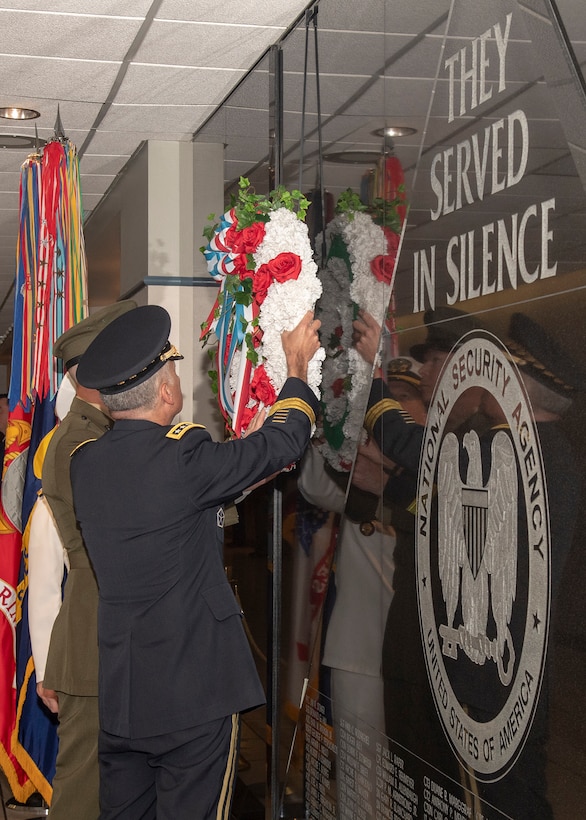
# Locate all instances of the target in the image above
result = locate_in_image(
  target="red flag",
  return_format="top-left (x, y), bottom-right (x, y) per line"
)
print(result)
top-left (0, 406), bottom-right (33, 799)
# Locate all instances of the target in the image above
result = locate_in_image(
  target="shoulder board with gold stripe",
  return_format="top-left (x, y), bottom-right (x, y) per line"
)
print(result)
top-left (268, 398), bottom-right (316, 426)
top-left (364, 398), bottom-right (403, 433)
top-left (70, 438), bottom-right (98, 457)
top-left (166, 422), bottom-right (206, 440)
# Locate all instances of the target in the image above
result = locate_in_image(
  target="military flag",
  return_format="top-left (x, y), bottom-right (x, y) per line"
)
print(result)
top-left (0, 126), bottom-right (87, 803)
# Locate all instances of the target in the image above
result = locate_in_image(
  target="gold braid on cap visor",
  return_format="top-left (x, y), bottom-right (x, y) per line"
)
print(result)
top-left (506, 339), bottom-right (574, 394)
top-left (111, 342), bottom-right (184, 389)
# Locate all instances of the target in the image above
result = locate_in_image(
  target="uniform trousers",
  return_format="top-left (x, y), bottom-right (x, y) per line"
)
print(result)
top-left (49, 692), bottom-right (100, 820)
top-left (329, 668), bottom-right (386, 819)
top-left (98, 713), bottom-right (240, 820)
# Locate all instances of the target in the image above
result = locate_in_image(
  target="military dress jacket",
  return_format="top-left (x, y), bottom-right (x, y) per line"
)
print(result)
top-left (364, 377), bottom-right (424, 474)
top-left (41, 397), bottom-right (113, 695)
top-left (71, 377), bottom-right (318, 740)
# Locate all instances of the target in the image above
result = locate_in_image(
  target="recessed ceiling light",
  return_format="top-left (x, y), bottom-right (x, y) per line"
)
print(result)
top-left (0, 134), bottom-right (46, 150)
top-left (0, 107), bottom-right (40, 120)
top-left (372, 126), bottom-right (417, 138)
top-left (323, 150), bottom-right (382, 165)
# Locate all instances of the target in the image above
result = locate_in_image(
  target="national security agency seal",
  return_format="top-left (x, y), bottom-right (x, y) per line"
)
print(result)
top-left (416, 330), bottom-right (549, 780)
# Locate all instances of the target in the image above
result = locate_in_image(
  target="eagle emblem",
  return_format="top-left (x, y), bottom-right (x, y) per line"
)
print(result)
top-left (418, 332), bottom-right (550, 777)
top-left (437, 429), bottom-right (518, 686)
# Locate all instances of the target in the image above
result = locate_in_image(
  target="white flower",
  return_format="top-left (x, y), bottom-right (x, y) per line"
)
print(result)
top-left (316, 211), bottom-right (391, 471)
top-left (257, 209), bottom-right (324, 400)
top-left (202, 204), bottom-right (324, 435)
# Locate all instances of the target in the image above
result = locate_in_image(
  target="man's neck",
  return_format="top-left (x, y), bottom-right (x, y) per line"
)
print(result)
top-left (75, 385), bottom-right (110, 416)
top-left (111, 406), bottom-right (176, 426)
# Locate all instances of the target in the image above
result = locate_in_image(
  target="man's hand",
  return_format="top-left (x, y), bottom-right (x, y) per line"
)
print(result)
top-left (351, 440), bottom-right (394, 496)
top-left (36, 682), bottom-right (59, 714)
top-left (282, 311), bottom-right (321, 382)
top-left (243, 407), bottom-right (267, 436)
top-left (352, 310), bottom-right (381, 367)
top-left (356, 437), bottom-right (394, 471)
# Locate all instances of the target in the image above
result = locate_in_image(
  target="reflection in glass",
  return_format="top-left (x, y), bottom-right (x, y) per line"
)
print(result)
top-left (195, 0), bottom-right (586, 817)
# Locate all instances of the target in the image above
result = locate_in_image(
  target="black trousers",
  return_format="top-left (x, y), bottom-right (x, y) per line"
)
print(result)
top-left (98, 714), bottom-right (240, 820)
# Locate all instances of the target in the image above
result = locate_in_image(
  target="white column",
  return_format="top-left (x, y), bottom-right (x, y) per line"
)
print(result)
top-left (145, 141), bottom-right (225, 438)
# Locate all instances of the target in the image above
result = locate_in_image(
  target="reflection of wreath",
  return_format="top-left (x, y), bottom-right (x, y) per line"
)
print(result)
top-left (316, 191), bottom-right (405, 471)
top-left (200, 178), bottom-right (324, 437)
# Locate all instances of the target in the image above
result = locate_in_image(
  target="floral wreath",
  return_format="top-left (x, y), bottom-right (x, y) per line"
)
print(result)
top-left (200, 177), bottom-right (325, 437)
top-left (316, 185), bottom-right (406, 471)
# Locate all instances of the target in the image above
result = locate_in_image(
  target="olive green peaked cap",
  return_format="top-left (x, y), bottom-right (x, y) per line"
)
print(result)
top-left (53, 300), bottom-right (138, 369)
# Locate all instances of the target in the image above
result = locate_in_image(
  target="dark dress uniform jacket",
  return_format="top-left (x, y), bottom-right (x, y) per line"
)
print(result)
top-left (71, 377), bottom-right (318, 740)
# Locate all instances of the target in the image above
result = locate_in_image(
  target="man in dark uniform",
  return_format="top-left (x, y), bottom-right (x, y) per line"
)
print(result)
top-left (352, 307), bottom-right (482, 792)
top-left (39, 300), bottom-right (137, 820)
top-left (354, 307), bottom-right (583, 816)
top-left (70, 304), bottom-right (320, 820)
top-left (467, 312), bottom-right (583, 819)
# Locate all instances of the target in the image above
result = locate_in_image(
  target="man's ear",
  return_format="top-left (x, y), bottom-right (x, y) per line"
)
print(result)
top-left (160, 377), bottom-right (174, 406)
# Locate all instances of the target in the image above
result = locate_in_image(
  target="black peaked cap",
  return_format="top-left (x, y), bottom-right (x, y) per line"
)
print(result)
top-left (508, 312), bottom-right (584, 396)
top-left (76, 304), bottom-right (183, 394)
top-left (410, 306), bottom-right (480, 363)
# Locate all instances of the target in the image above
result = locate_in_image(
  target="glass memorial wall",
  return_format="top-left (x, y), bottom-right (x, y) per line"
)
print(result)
top-left (195, 1), bottom-right (586, 817)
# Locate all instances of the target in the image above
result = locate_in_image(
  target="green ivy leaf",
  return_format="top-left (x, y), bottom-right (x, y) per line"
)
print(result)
top-left (336, 189), bottom-right (368, 219)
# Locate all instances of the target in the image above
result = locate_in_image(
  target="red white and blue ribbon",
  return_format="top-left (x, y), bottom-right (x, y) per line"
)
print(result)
top-left (201, 209), bottom-right (256, 430)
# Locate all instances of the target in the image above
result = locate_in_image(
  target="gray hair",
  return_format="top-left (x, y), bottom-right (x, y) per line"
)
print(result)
top-left (100, 366), bottom-right (166, 413)
top-left (520, 372), bottom-right (573, 417)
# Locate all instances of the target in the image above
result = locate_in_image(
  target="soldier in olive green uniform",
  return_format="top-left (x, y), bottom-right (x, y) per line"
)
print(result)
top-left (39, 301), bottom-right (136, 820)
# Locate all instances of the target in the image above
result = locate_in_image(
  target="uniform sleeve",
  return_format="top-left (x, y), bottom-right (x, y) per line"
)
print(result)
top-left (28, 496), bottom-right (67, 682)
top-left (364, 378), bottom-right (424, 475)
top-left (179, 377), bottom-right (320, 510)
top-left (297, 444), bottom-right (346, 514)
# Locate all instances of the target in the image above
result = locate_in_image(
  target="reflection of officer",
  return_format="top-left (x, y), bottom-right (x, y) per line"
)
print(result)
top-left (39, 300), bottom-right (137, 820)
top-left (354, 308), bottom-right (484, 794)
top-left (354, 307), bottom-right (483, 475)
top-left (472, 313), bottom-right (584, 819)
top-left (70, 305), bottom-right (320, 819)
top-left (300, 358), bottom-right (425, 819)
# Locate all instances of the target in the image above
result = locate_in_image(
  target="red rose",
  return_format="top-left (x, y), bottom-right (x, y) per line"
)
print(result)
top-left (233, 254), bottom-right (252, 280)
top-left (383, 227), bottom-right (400, 256)
top-left (224, 222), bottom-right (240, 252)
top-left (250, 365), bottom-right (277, 406)
top-left (253, 264), bottom-right (273, 304)
top-left (266, 252), bottom-right (302, 283)
top-left (370, 254), bottom-right (396, 285)
top-left (334, 325), bottom-right (343, 338)
top-left (232, 222), bottom-right (266, 254)
top-left (332, 377), bottom-right (346, 399)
